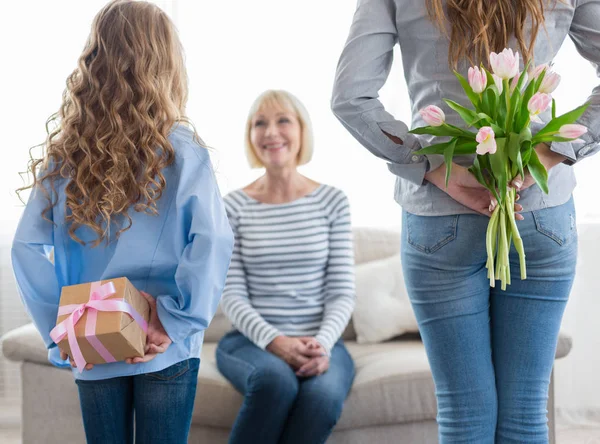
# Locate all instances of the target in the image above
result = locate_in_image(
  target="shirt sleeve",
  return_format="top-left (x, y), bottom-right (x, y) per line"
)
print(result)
top-left (315, 191), bottom-right (356, 355)
top-left (331, 0), bottom-right (444, 185)
top-left (11, 181), bottom-right (62, 351)
top-left (219, 198), bottom-right (283, 350)
top-left (536, 0), bottom-right (600, 164)
top-left (155, 157), bottom-right (235, 344)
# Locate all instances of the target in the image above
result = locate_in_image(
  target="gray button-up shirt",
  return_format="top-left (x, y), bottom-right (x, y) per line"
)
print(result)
top-left (331, 0), bottom-right (600, 216)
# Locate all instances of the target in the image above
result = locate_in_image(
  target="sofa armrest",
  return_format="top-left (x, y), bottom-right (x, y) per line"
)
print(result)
top-left (1, 323), bottom-right (50, 365)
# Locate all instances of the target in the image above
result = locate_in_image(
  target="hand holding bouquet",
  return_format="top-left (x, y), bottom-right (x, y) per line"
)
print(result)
top-left (411, 48), bottom-right (588, 290)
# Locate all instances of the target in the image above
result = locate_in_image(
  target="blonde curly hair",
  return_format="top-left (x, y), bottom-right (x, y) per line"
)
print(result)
top-left (20, 0), bottom-right (191, 246)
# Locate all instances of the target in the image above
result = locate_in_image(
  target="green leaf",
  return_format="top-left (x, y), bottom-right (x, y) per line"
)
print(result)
top-left (516, 150), bottom-right (525, 181)
top-left (445, 124), bottom-right (477, 139)
top-left (413, 140), bottom-right (454, 155)
top-left (444, 99), bottom-right (479, 126)
top-left (552, 98), bottom-right (557, 120)
top-left (491, 123), bottom-right (505, 138)
top-left (507, 132), bottom-right (520, 163)
top-left (489, 137), bottom-right (508, 204)
top-left (527, 149), bottom-right (549, 194)
top-left (409, 126), bottom-right (457, 137)
top-left (534, 68), bottom-right (547, 92)
top-left (532, 103), bottom-right (590, 140)
top-left (454, 140), bottom-right (478, 155)
top-left (454, 70), bottom-right (481, 108)
top-left (519, 127), bottom-right (532, 143)
top-left (516, 77), bottom-right (537, 130)
top-left (484, 88), bottom-right (498, 120)
top-left (506, 84), bottom-right (522, 133)
top-left (484, 68), bottom-right (496, 92)
top-left (533, 135), bottom-right (582, 144)
top-left (444, 139), bottom-right (457, 188)
top-left (521, 143), bottom-right (533, 165)
top-left (516, 60), bottom-right (532, 92)
top-left (469, 156), bottom-right (487, 187)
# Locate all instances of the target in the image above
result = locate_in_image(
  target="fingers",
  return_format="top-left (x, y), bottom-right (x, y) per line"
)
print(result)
top-left (489, 197), bottom-right (498, 213)
top-left (60, 350), bottom-right (68, 361)
top-left (296, 358), bottom-right (320, 377)
top-left (488, 195), bottom-right (525, 221)
top-left (67, 359), bottom-right (93, 371)
top-left (510, 176), bottom-right (523, 190)
top-left (129, 352), bottom-right (158, 364)
top-left (300, 346), bottom-right (326, 358)
top-left (147, 342), bottom-right (169, 354)
top-left (290, 355), bottom-right (310, 370)
top-left (139, 291), bottom-right (157, 308)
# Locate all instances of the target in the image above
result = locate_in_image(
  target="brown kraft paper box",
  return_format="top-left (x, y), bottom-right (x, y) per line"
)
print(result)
top-left (55, 277), bottom-right (150, 364)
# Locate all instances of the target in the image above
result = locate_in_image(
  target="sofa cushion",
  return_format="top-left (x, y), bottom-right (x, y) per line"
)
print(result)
top-left (193, 340), bottom-right (438, 430)
top-left (353, 254), bottom-right (419, 344)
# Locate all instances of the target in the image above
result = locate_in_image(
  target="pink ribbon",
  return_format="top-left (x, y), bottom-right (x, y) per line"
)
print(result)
top-left (50, 281), bottom-right (148, 372)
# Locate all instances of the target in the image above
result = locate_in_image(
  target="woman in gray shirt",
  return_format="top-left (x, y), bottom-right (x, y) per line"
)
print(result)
top-left (332, 0), bottom-right (599, 442)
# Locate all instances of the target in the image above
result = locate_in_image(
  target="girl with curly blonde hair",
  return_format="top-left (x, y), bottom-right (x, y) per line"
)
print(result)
top-left (12, 1), bottom-right (233, 442)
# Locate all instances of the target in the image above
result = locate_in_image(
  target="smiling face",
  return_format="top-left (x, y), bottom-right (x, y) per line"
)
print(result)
top-left (249, 104), bottom-right (302, 170)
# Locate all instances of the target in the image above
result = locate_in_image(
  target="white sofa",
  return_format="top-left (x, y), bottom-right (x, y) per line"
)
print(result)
top-left (1, 227), bottom-right (572, 443)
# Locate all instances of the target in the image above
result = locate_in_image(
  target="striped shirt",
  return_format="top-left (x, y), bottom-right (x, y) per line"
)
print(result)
top-left (221, 184), bottom-right (356, 354)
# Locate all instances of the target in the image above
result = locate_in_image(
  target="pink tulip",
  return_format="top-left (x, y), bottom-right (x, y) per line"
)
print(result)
top-left (490, 49), bottom-right (520, 80)
top-left (492, 74), bottom-right (503, 94)
top-left (539, 71), bottom-right (561, 94)
top-left (510, 71), bottom-right (528, 93)
top-left (527, 92), bottom-right (552, 123)
top-left (468, 66), bottom-right (487, 93)
top-left (529, 63), bottom-right (549, 80)
top-left (558, 124), bottom-right (587, 143)
top-left (419, 105), bottom-right (445, 127)
top-left (476, 126), bottom-right (497, 155)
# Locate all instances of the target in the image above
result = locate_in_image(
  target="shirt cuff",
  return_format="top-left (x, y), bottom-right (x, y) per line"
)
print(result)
top-left (314, 334), bottom-right (334, 356)
top-left (374, 120), bottom-right (443, 185)
top-left (255, 328), bottom-right (282, 350)
top-left (48, 346), bottom-right (71, 369)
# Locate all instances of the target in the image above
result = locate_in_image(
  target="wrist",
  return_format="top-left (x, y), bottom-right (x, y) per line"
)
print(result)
top-left (424, 162), bottom-right (446, 186)
top-left (536, 143), bottom-right (566, 170)
top-left (266, 335), bottom-right (285, 352)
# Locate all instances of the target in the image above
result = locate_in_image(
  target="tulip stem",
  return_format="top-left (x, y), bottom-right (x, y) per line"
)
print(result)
top-left (486, 206), bottom-right (500, 287)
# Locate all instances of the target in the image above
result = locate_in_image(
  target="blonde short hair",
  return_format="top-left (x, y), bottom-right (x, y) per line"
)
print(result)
top-left (245, 90), bottom-right (314, 168)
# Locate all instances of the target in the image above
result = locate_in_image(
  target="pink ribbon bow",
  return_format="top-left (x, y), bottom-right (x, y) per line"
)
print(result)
top-left (50, 281), bottom-right (148, 372)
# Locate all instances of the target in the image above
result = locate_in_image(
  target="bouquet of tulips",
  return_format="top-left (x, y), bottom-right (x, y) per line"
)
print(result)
top-left (411, 48), bottom-right (588, 290)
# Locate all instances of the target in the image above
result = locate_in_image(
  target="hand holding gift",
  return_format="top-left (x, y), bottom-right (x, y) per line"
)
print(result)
top-left (125, 291), bottom-right (172, 364)
top-left (51, 277), bottom-right (150, 372)
top-left (411, 48), bottom-right (589, 290)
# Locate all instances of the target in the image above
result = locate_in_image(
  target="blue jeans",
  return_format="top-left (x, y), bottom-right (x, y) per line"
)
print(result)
top-left (75, 358), bottom-right (199, 444)
top-left (216, 331), bottom-right (355, 444)
top-left (401, 197), bottom-right (577, 443)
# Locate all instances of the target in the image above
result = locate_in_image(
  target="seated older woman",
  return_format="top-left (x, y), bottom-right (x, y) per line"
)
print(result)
top-left (216, 89), bottom-right (356, 444)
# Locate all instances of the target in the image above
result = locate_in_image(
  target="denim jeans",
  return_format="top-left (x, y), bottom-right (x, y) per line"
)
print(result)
top-left (75, 358), bottom-right (199, 444)
top-left (401, 197), bottom-right (577, 444)
top-left (216, 331), bottom-right (355, 444)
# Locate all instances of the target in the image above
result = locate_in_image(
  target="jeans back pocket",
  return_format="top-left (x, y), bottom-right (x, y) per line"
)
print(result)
top-left (532, 199), bottom-right (576, 246)
top-left (405, 212), bottom-right (459, 254)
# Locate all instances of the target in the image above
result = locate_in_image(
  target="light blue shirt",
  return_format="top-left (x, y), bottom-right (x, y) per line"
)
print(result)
top-left (11, 125), bottom-right (234, 380)
top-left (332, 0), bottom-right (600, 216)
